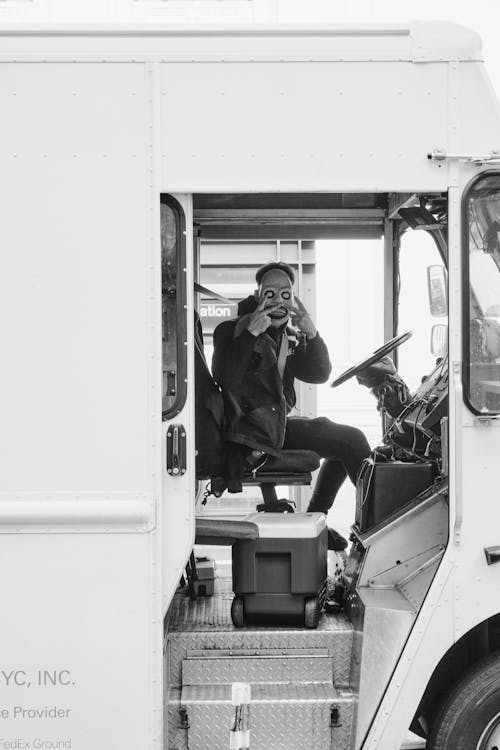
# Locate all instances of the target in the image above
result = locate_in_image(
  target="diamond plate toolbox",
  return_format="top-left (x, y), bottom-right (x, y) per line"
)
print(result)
top-left (168, 684), bottom-right (355, 750)
top-left (175, 682), bottom-right (355, 750)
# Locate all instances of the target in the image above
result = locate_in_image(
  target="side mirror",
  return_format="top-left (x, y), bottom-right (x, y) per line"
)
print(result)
top-left (431, 324), bottom-right (448, 357)
top-left (427, 265), bottom-right (447, 317)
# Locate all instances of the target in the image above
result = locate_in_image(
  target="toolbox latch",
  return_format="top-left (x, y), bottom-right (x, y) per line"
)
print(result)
top-left (179, 706), bottom-right (190, 729)
top-left (330, 704), bottom-right (341, 728)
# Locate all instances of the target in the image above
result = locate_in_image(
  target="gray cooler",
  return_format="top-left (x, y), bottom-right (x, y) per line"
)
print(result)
top-left (231, 512), bottom-right (327, 629)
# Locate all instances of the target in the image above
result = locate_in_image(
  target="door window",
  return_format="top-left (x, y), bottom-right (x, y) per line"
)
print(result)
top-left (161, 195), bottom-right (187, 418)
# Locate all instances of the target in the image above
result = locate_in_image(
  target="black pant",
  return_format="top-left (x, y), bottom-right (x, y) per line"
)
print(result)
top-left (283, 416), bottom-right (371, 514)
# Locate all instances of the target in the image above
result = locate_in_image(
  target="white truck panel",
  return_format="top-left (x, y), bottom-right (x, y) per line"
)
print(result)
top-left (0, 62), bottom-right (156, 494)
top-left (0, 59), bottom-right (164, 750)
top-left (455, 420), bottom-right (500, 639)
top-left (160, 60), bottom-right (450, 193)
top-left (0, 533), bottom-right (156, 749)
top-left (458, 62), bottom-right (500, 154)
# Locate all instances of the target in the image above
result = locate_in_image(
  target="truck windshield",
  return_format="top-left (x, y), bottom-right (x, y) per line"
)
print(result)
top-left (465, 174), bottom-right (500, 414)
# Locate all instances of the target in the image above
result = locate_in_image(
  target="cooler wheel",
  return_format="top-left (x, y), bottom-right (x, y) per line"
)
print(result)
top-left (231, 596), bottom-right (246, 628)
top-left (304, 595), bottom-right (321, 629)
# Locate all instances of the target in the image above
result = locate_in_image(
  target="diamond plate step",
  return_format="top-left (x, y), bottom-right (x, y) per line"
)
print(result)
top-left (166, 577), bottom-right (353, 688)
top-left (168, 683), bottom-right (356, 750)
top-left (182, 650), bottom-right (333, 684)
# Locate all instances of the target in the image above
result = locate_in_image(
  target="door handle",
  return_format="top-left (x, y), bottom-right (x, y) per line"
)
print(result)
top-left (166, 369), bottom-right (177, 396)
top-left (166, 424), bottom-right (187, 476)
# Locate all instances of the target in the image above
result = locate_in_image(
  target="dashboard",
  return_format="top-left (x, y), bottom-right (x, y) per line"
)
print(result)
top-left (385, 358), bottom-right (448, 461)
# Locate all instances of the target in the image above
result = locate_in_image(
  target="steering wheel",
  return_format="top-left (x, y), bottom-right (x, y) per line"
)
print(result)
top-left (330, 331), bottom-right (413, 388)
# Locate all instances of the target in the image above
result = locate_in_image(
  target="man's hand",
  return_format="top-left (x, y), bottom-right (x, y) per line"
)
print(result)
top-left (246, 297), bottom-right (282, 337)
top-left (290, 297), bottom-right (317, 339)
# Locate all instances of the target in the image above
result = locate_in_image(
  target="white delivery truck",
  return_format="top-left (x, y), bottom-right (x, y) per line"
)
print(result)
top-left (1, 20), bottom-right (500, 750)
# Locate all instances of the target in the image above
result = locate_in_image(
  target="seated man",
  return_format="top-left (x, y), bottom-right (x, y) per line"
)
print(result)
top-left (212, 261), bottom-right (371, 550)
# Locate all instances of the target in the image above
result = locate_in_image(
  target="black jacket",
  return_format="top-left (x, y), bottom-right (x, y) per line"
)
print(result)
top-left (212, 295), bottom-right (331, 455)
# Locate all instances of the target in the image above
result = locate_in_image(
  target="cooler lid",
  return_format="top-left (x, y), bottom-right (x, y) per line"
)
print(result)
top-left (243, 512), bottom-right (326, 539)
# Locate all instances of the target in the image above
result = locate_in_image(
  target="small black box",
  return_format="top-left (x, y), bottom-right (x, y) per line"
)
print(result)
top-left (356, 459), bottom-right (435, 531)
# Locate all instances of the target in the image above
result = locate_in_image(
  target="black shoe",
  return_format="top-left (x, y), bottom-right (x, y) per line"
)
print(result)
top-left (256, 498), bottom-right (295, 513)
top-left (324, 598), bottom-right (343, 614)
top-left (327, 527), bottom-right (348, 551)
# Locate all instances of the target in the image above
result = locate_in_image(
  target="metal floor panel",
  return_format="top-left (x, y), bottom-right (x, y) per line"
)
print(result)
top-left (166, 576), bottom-right (353, 687)
top-left (168, 576), bottom-right (350, 632)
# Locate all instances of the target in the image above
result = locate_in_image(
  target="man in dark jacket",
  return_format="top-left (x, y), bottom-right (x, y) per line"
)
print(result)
top-left (212, 261), bottom-right (371, 550)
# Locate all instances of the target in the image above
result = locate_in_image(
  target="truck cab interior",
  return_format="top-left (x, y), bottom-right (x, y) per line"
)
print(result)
top-left (163, 190), bottom-right (451, 529)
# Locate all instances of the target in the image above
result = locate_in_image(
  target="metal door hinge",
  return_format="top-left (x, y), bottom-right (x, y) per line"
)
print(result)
top-left (428, 148), bottom-right (500, 165)
top-left (166, 423), bottom-right (187, 476)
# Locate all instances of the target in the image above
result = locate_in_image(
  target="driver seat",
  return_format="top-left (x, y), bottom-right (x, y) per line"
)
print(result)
top-left (194, 311), bottom-right (320, 519)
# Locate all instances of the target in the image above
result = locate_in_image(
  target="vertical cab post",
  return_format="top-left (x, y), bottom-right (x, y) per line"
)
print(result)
top-left (160, 194), bottom-right (196, 609)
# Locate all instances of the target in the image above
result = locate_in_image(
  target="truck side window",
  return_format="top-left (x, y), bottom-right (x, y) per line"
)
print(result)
top-left (161, 195), bottom-right (187, 418)
top-left (464, 173), bottom-right (500, 415)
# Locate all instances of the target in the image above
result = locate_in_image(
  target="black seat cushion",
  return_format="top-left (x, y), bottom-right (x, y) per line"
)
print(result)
top-left (195, 517), bottom-right (260, 545)
top-left (254, 449), bottom-right (320, 475)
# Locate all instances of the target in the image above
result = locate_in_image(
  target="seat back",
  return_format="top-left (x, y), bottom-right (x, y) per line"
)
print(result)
top-left (194, 312), bottom-right (224, 479)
